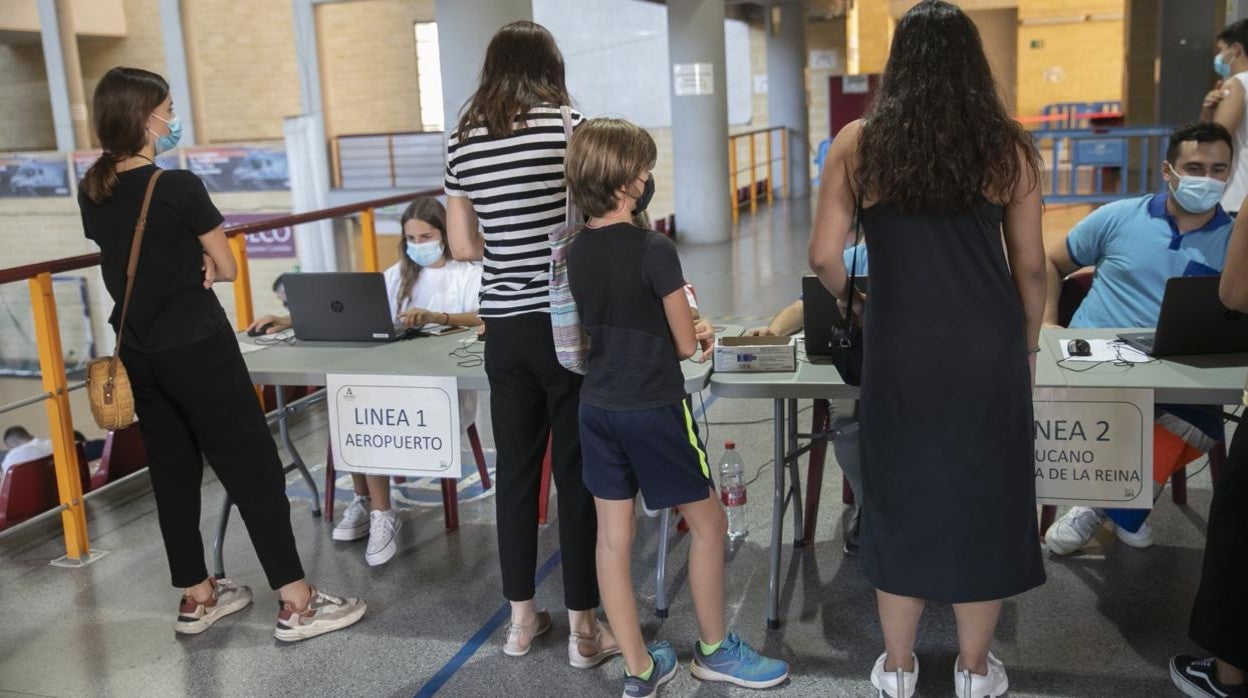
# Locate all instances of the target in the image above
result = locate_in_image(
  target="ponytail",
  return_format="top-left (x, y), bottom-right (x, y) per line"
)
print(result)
top-left (81, 154), bottom-right (121, 204)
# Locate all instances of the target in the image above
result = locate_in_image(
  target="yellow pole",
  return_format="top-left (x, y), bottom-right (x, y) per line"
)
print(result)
top-left (228, 234), bottom-right (254, 330)
top-left (748, 134), bottom-right (758, 214)
top-left (360, 208), bottom-right (379, 273)
top-left (728, 136), bottom-right (739, 225)
top-left (765, 128), bottom-right (774, 205)
top-left (28, 272), bottom-right (89, 560)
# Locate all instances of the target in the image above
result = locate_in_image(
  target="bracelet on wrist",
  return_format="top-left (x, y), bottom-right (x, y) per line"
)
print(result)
top-left (1026, 346), bottom-right (1041, 355)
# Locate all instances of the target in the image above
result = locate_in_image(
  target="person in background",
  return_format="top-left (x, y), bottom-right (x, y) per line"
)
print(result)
top-left (745, 244), bottom-right (868, 555)
top-left (1042, 122), bottom-right (1233, 556)
top-left (271, 273), bottom-right (289, 309)
top-left (809, 2), bottom-right (1046, 696)
top-left (1202, 19), bottom-right (1248, 215)
top-left (72, 430), bottom-right (107, 462)
top-left (443, 20), bottom-right (618, 667)
top-left (1167, 209), bottom-right (1248, 698)
top-left (565, 117), bottom-right (788, 696)
top-left (249, 198), bottom-right (482, 567)
top-left (78, 66), bottom-right (364, 641)
top-left (2, 426), bottom-right (54, 475)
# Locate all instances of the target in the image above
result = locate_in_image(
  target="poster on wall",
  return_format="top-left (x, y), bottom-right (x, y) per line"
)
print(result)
top-left (0, 152), bottom-right (70, 198)
top-left (185, 143), bottom-right (289, 192)
top-left (72, 150), bottom-right (181, 183)
top-left (222, 213), bottom-right (297, 259)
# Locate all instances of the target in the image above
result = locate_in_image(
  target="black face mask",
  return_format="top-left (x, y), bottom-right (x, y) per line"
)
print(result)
top-left (632, 175), bottom-right (655, 214)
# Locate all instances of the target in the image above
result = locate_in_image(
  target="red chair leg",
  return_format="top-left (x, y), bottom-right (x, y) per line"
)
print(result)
top-left (441, 478), bottom-right (459, 531)
top-left (1171, 467), bottom-right (1187, 506)
top-left (538, 436), bottom-right (553, 525)
top-left (324, 434), bottom-right (336, 524)
top-left (467, 423), bottom-right (491, 490)
top-left (803, 399), bottom-right (832, 546)
top-left (1209, 441), bottom-right (1227, 486)
top-left (1039, 505), bottom-right (1056, 538)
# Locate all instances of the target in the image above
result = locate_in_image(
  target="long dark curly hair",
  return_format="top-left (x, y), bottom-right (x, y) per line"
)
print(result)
top-left (856, 0), bottom-right (1039, 214)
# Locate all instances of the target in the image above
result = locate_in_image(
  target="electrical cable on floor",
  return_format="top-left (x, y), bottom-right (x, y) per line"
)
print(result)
top-left (706, 404), bottom-right (813, 427)
top-left (743, 458), bottom-right (775, 488)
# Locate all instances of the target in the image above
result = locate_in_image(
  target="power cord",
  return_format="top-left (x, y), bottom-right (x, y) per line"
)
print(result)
top-left (448, 341), bottom-right (485, 368)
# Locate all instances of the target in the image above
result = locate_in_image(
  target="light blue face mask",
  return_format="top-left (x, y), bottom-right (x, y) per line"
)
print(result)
top-left (1169, 173), bottom-right (1226, 214)
top-left (406, 239), bottom-right (444, 267)
top-left (150, 113), bottom-right (182, 154)
top-left (1215, 52), bottom-right (1233, 79)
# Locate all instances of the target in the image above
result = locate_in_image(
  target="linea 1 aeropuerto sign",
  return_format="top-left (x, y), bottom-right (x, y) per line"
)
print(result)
top-left (1033, 387), bottom-right (1153, 509)
top-left (327, 374), bottom-right (460, 478)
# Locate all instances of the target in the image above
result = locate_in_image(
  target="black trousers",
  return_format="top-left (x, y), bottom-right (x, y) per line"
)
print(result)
top-left (121, 327), bottom-right (304, 590)
top-left (1189, 422), bottom-right (1248, 670)
top-left (483, 314), bottom-right (599, 610)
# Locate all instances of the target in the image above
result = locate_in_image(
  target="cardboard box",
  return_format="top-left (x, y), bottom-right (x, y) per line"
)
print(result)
top-left (713, 335), bottom-right (797, 373)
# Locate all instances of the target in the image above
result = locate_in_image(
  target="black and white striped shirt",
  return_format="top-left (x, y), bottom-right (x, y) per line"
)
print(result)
top-left (445, 105), bottom-right (584, 318)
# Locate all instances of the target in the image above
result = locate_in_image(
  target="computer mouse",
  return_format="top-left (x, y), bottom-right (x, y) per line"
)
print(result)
top-left (1067, 338), bottom-right (1091, 357)
top-left (247, 322), bottom-right (275, 338)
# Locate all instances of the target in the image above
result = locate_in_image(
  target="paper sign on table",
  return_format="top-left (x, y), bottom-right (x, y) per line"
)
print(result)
top-left (1033, 387), bottom-right (1153, 509)
top-left (327, 374), bottom-right (461, 478)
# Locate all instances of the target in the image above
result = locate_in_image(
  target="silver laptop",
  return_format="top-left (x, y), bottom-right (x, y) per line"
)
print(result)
top-left (283, 272), bottom-right (422, 344)
top-left (1118, 275), bottom-right (1248, 356)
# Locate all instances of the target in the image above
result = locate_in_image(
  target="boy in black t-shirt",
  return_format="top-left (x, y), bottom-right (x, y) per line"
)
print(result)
top-left (565, 118), bottom-right (789, 696)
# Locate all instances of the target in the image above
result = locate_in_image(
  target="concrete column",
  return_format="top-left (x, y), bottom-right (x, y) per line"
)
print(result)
top-left (767, 1), bottom-right (810, 199)
top-left (290, 0), bottom-right (335, 271)
top-left (667, 0), bottom-right (731, 244)
top-left (36, 0), bottom-right (83, 150)
top-left (433, 0), bottom-right (534, 133)
top-left (159, 0), bottom-right (197, 145)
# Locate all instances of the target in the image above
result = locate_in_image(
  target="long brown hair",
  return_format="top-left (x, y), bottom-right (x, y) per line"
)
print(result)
top-left (81, 67), bottom-right (169, 203)
top-left (856, 0), bottom-right (1039, 214)
top-left (396, 198), bottom-right (450, 310)
top-left (455, 21), bottom-right (570, 140)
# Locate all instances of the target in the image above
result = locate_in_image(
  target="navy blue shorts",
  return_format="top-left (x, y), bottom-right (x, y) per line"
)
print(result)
top-left (579, 400), bottom-right (714, 509)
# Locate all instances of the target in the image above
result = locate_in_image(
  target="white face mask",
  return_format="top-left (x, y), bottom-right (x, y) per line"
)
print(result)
top-left (1167, 165), bottom-right (1227, 214)
top-left (406, 239), bottom-right (444, 266)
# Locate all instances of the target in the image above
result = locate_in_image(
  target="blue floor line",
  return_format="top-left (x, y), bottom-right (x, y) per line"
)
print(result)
top-left (694, 392), bottom-right (717, 420)
top-left (414, 550), bottom-right (563, 697)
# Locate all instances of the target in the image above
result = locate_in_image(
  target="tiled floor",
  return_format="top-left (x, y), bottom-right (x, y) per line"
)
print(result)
top-left (0, 198), bottom-right (1226, 697)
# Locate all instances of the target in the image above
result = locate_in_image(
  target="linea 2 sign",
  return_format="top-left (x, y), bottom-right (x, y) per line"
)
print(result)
top-left (1033, 387), bottom-right (1153, 509)
top-left (327, 374), bottom-right (461, 478)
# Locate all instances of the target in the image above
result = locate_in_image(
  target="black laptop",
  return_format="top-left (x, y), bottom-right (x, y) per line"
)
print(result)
top-left (284, 272), bottom-right (422, 344)
top-left (1118, 275), bottom-right (1248, 356)
top-left (802, 275), bottom-right (868, 357)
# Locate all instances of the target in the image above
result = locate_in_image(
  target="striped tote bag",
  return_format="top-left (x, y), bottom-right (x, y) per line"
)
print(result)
top-left (548, 105), bottom-right (589, 375)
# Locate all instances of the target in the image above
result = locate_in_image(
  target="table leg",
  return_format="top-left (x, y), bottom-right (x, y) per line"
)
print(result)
top-left (654, 507), bottom-right (671, 618)
top-left (276, 390), bottom-right (321, 518)
top-left (767, 399), bottom-right (785, 629)
top-left (787, 398), bottom-right (804, 547)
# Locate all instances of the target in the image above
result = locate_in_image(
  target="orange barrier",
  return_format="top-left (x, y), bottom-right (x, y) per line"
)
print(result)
top-left (0, 188), bottom-right (438, 562)
top-left (728, 126), bottom-right (788, 225)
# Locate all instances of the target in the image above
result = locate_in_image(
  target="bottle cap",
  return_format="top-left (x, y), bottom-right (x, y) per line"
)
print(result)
top-left (724, 440), bottom-right (735, 449)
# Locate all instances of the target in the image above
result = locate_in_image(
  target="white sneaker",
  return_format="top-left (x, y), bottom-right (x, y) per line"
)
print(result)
top-left (332, 495), bottom-right (371, 541)
top-left (954, 653), bottom-right (1009, 698)
top-left (870, 652), bottom-right (917, 698)
top-left (1115, 519), bottom-right (1154, 548)
top-left (174, 577), bottom-right (252, 635)
top-left (274, 586), bottom-right (366, 642)
top-left (364, 509), bottom-right (401, 566)
top-left (1045, 506), bottom-right (1107, 555)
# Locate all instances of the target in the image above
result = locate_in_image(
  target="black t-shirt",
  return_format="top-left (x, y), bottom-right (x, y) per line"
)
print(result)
top-left (79, 165), bottom-right (229, 353)
top-left (567, 223), bottom-right (687, 410)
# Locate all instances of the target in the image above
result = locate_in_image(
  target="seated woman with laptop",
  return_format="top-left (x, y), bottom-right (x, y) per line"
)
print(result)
top-left (249, 197), bottom-right (483, 567)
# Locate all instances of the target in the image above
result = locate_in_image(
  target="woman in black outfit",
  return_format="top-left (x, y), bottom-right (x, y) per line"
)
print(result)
top-left (78, 66), bottom-right (364, 642)
top-left (809, 3), bottom-right (1046, 697)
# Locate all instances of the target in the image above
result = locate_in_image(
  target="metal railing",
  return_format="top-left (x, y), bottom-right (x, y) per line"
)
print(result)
top-left (1033, 127), bottom-right (1171, 205)
top-left (728, 126), bottom-right (788, 225)
top-left (0, 188), bottom-right (439, 562)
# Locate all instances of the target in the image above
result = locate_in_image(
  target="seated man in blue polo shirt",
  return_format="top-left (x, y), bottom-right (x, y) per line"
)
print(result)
top-left (1043, 121), bottom-right (1234, 555)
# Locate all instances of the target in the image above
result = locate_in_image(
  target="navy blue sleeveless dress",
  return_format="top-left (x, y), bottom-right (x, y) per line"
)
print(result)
top-left (857, 198), bottom-right (1045, 603)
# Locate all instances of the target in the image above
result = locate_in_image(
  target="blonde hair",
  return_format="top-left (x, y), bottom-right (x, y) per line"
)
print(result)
top-left (565, 118), bottom-right (657, 218)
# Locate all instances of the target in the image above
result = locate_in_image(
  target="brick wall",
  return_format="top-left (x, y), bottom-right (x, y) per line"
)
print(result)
top-left (317, 0), bottom-right (434, 139)
top-left (1016, 0), bottom-right (1125, 117)
top-left (79, 0), bottom-right (166, 103)
top-left (0, 44), bottom-right (57, 151)
top-left (849, 0), bottom-right (891, 74)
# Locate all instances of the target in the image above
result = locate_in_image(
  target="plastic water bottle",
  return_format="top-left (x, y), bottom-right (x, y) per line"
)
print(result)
top-left (719, 441), bottom-right (748, 540)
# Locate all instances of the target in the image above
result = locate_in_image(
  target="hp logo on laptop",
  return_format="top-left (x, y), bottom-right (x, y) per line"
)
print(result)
top-left (331, 300), bottom-right (344, 313)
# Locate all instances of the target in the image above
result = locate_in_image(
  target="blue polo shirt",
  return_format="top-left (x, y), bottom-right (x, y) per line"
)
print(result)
top-left (1066, 193), bottom-right (1231, 329)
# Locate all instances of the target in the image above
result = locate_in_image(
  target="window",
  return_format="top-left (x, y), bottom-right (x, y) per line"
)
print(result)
top-left (414, 22), bottom-right (444, 132)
